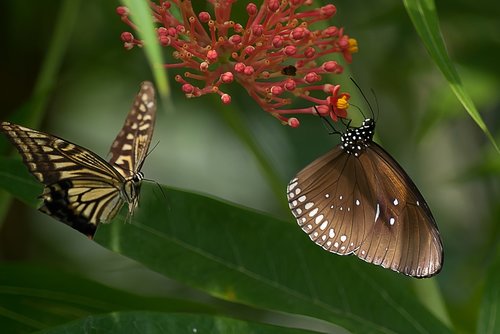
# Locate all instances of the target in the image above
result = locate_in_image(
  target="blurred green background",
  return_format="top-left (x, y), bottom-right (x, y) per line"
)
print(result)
top-left (0, 0), bottom-right (499, 333)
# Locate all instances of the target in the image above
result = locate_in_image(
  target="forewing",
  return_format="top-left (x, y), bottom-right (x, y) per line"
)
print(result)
top-left (0, 122), bottom-right (123, 185)
top-left (354, 142), bottom-right (443, 277)
top-left (108, 81), bottom-right (156, 178)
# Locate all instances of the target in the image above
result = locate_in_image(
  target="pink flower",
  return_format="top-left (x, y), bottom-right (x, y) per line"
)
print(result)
top-left (117, 0), bottom-right (358, 127)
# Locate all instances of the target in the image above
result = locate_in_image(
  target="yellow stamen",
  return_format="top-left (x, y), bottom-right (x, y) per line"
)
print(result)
top-left (348, 38), bottom-right (359, 53)
top-left (337, 96), bottom-right (349, 110)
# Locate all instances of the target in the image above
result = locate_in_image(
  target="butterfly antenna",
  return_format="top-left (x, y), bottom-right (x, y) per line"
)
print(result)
top-left (146, 140), bottom-right (160, 158)
top-left (144, 178), bottom-right (171, 213)
top-left (134, 140), bottom-right (160, 171)
top-left (314, 106), bottom-right (342, 136)
top-left (348, 103), bottom-right (366, 122)
top-left (350, 77), bottom-right (375, 120)
top-left (371, 88), bottom-right (380, 121)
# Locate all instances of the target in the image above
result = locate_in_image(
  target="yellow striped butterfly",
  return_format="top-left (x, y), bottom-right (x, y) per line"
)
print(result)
top-left (0, 81), bottom-right (156, 238)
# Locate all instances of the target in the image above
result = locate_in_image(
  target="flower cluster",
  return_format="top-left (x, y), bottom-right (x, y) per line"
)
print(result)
top-left (117, 0), bottom-right (358, 127)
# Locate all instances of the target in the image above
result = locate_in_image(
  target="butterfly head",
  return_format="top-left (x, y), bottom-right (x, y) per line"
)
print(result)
top-left (123, 171), bottom-right (144, 213)
top-left (340, 118), bottom-right (375, 157)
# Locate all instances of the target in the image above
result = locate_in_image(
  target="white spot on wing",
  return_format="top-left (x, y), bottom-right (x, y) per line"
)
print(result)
top-left (309, 208), bottom-right (318, 217)
top-left (374, 203), bottom-right (380, 222)
top-left (298, 195), bottom-right (306, 202)
top-left (389, 217), bottom-right (395, 225)
top-left (304, 202), bottom-right (314, 210)
top-left (288, 181), bottom-right (298, 191)
top-left (329, 228), bottom-right (335, 238)
top-left (320, 221), bottom-right (328, 230)
top-left (393, 198), bottom-right (399, 206)
top-left (340, 235), bottom-right (347, 242)
top-left (315, 215), bottom-right (324, 225)
top-left (355, 199), bottom-right (360, 206)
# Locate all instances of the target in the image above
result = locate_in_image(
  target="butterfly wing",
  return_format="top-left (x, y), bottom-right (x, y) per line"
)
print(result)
top-left (287, 143), bottom-right (443, 278)
top-left (108, 81), bottom-right (156, 178)
top-left (0, 122), bottom-right (126, 237)
top-left (288, 147), bottom-right (369, 256)
top-left (354, 142), bottom-right (443, 277)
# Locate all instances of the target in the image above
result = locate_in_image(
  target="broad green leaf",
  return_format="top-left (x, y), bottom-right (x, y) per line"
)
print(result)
top-left (101, 186), bottom-right (449, 333)
top-left (0, 264), bottom-right (214, 333)
top-left (477, 246), bottom-right (500, 334)
top-left (36, 311), bottom-right (324, 334)
top-left (0, 158), bottom-right (450, 333)
top-left (402, 0), bottom-right (499, 153)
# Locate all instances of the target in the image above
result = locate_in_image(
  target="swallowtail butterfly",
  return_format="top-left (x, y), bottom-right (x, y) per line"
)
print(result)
top-left (0, 81), bottom-right (156, 238)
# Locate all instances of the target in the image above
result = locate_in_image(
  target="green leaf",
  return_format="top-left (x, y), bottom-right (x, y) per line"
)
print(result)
top-left (0, 264), bottom-right (214, 333)
top-left (402, 0), bottom-right (499, 153)
top-left (36, 311), bottom-right (324, 334)
top-left (120, 0), bottom-right (169, 97)
top-left (0, 158), bottom-right (450, 333)
top-left (99, 184), bottom-right (450, 333)
top-left (477, 246), bottom-right (500, 334)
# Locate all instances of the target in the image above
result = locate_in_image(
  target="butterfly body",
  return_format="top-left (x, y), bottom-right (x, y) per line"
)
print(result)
top-left (287, 118), bottom-right (443, 278)
top-left (0, 81), bottom-right (156, 238)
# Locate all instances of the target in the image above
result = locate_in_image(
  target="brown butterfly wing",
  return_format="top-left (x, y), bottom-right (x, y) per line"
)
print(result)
top-left (108, 81), bottom-right (156, 178)
top-left (287, 141), bottom-right (443, 278)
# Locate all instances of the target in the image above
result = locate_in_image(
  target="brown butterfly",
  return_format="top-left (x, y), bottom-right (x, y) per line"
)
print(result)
top-left (287, 118), bottom-right (443, 278)
top-left (0, 81), bottom-right (156, 238)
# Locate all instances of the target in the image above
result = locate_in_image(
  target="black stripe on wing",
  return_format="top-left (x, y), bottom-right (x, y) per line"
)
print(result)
top-left (0, 122), bottom-right (124, 185)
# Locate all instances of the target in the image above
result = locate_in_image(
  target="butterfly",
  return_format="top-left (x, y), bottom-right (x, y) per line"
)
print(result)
top-left (287, 118), bottom-right (443, 278)
top-left (0, 81), bottom-right (156, 238)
